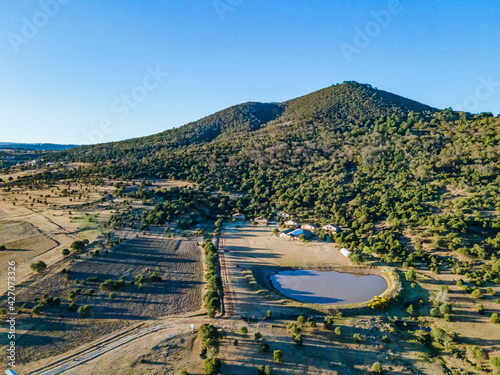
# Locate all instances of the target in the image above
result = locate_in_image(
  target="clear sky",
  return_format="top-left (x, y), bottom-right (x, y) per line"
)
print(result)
top-left (1, 0), bottom-right (499, 144)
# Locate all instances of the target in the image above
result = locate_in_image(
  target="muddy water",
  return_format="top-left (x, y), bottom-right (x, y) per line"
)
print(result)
top-left (270, 269), bottom-right (387, 305)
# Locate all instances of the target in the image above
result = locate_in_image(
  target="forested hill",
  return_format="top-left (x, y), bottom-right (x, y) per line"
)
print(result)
top-left (26, 81), bottom-right (500, 262)
top-left (59, 81), bottom-right (435, 162)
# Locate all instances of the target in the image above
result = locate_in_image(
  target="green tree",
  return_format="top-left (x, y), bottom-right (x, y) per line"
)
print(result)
top-left (204, 357), bottom-right (221, 375)
top-left (260, 343), bottom-right (270, 353)
top-left (273, 350), bottom-right (283, 363)
top-left (324, 316), bottom-right (334, 329)
top-left (30, 261), bottom-right (47, 273)
top-left (62, 248), bottom-right (70, 257)
top-left (371, 362), bottom-right (382, 373)
top-left (77, 305), bottom-right (91, 318)
top-left (70, 240), bottom-right (85, 252)
top-left (405, 269), bottom-right (417, 282)
top-left (491, 313), bottom-right (499, 324)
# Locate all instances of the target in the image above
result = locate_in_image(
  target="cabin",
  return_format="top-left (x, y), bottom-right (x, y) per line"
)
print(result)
top-left (301, 223), bottom-right (318, 232)
top-left (276, 211), bottom-right (291, 219)
top-left (232, 213), bottom-right (246, 221)
top-left (322, 224), bottom-right (340, 233)
top-left (255, 216), bottom-right (270, 225)
top-left (284, 219), bottom-right (300, 228)
top-left (340, 248), bottom-right (352, 257)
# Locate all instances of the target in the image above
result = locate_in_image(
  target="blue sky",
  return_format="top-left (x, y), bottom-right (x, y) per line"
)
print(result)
top-left (1, 0), bottom-right (499, 144)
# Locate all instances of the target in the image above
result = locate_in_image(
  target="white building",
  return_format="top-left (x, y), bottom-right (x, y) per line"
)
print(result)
top-left (322, 224), bottom-right (339, 233)
top-left (301, 223), bottom-right (318, 232)
top-left (284, 219), bottom-right (300, 228)
top-left (340, 248), bottom-right (352, 257)
top-left (276, 211), bottom-right (291, 219)
top-left (232, 213), bottom-right (246, 221)
top-left (255, 216), bottom-right (270, 224)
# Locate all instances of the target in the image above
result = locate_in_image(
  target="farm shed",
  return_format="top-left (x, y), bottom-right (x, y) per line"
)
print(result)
top-left (340, 248), bottom-right (352, 257)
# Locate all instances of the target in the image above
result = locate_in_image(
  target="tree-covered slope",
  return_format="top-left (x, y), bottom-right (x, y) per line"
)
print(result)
top-left (18, 81), bottom-right (500, 266)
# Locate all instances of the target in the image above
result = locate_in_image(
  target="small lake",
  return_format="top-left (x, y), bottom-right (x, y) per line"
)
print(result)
top-left (270, 269), bottom-right (388, 305)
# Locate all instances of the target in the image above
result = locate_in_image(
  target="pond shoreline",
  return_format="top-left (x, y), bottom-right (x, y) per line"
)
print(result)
top-left (251, 264), bottom-right (401, 312)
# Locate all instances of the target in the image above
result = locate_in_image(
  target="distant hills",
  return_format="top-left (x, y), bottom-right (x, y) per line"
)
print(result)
top-left (0, 142), bottom-right (78, 151)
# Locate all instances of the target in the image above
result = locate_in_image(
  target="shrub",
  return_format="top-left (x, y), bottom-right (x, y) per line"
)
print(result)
top-left (150, 272), bottom-right (162, 282)
top-left (324, 316), bottom-right (334, 329)
top-left (430, 307), bottom-right (440, 317)
top-left (70, 240), bottom-right (85, 252)
top-left (62, 248), bottom-right (70, 257)
top-left (179, 370), bottom-right (188, 375)
top-left (77, 305), bottom-right (91, 318)
top-left (86, 276), bottom-right (100, 282)
top-left (381, 335), bottom-right (391, 343)
top-left (490, 357), bottom-right (500, 371)
top-left (233, 339), bottom-right (238, 347)
top-left (353, 333), bottom-right (363, 343)
top-left (31, 304), bottom-right (44, 315)
top-left (204, 357), bottom-right (221, 375)
top-left (472, 289), bottom-right (484, 299)
top-left (475, 304), bottom-right (485, 315)
top-left (0, 308), bottom-right (7, 315)
top-left (297, 315), bottom-right (306, 325)
top-left (258, 365), bottom-right (273, 375)
top-left (444, 314), bottom-right (451, 322)
top-left (266, 310), bottom-right (272, 319)
top-left (371, 362), bottom-right (382, 373)
top-left (238, 326), bottom-right (248, 336)
top-left (491, 313), bottom-right (499, 324)
top-left (440, 303), bottom-right (452, 315)
top-left (334, 327), bottom-right (342, 336)
top-left (68, 302), bottom-right (78, 312)
top-left (30, 261), bottom-right (47, 273)
top-left (254, 332), bottom-right (262, 341)
top-left (198, 324), bottom-right (219, 349)
top-left (294, 334), bottom-right (303, 346)
top-left (273, 350), bottom-right (283, 363)
top-left (260, 343), bottom-right (270, 353)
top-left (0, 245), bottom-right (6, 251)
top-left (109, 292), bottom-right (116, 299)
top-left (405, 269), bottom-right (417, 282)
top-left (68, 291), bottom-right (76, 300)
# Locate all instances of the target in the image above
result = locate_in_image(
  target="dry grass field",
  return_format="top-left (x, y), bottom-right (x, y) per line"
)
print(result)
top-left (3, 235), bottom-right (202, 365)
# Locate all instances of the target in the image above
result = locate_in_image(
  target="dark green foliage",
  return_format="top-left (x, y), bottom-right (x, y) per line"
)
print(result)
top-left (77, 305), bottom-right (91, 318)
top-left (204, 357), bottom-right (221, 375)
top-left (198, 324), bottom-right (219, 349)
top-left (99, 278), bottom-right (127, 291)
top-left (324, 316), bottom-right (334, 329)
top-left (30, 261), bottom-right (47, 273)
top-left (260, 343), bottom-right (270, 353)
top-left (70, 240), bottom-right (85, 252)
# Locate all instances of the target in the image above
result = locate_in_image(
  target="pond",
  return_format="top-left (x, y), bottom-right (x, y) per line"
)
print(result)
top-left (269, 269), bottom-right (388, 305)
